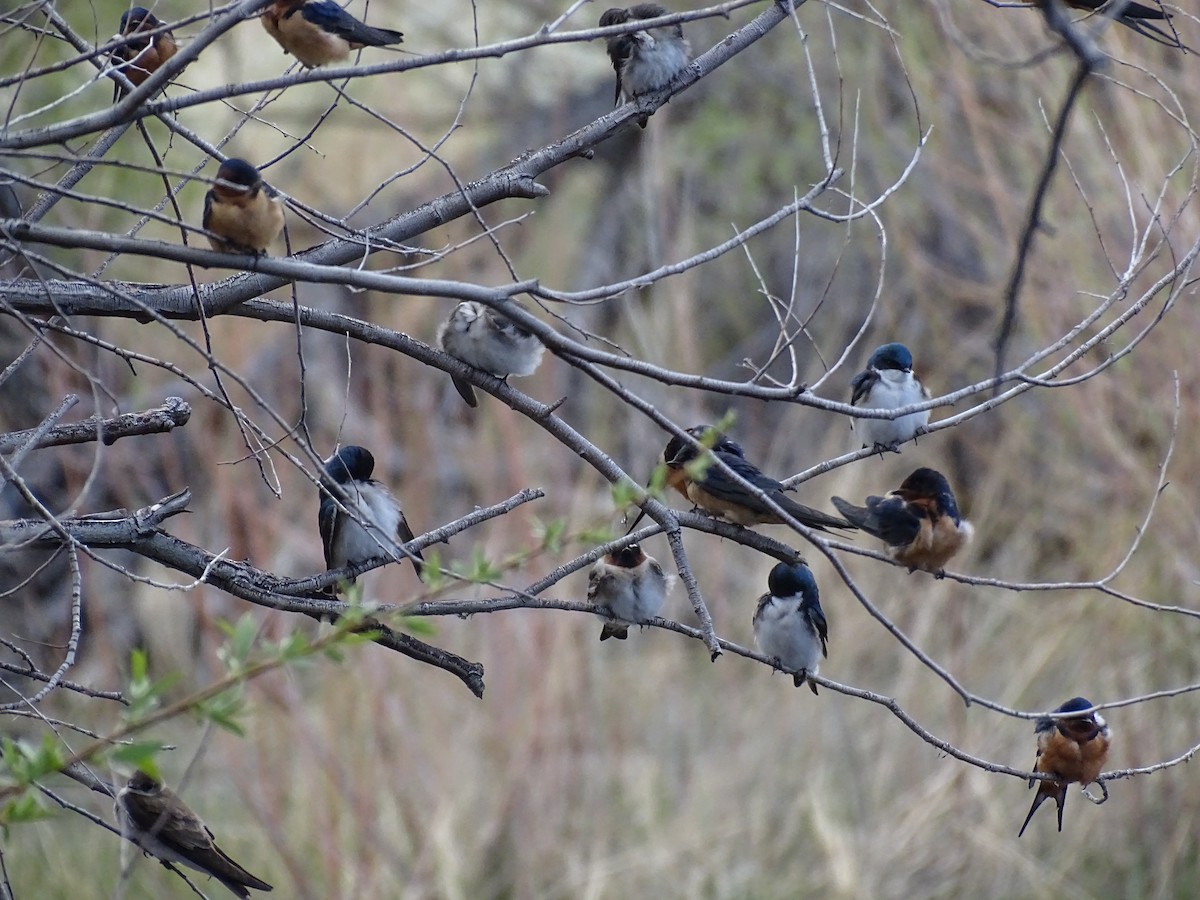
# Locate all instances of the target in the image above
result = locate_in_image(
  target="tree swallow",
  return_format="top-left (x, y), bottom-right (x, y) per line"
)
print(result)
top-left (436, 301), bottom-right (545, 407)
top-left (116, 771), bottom-right (273, 898)
top-left (598, 3), bottom-right (691, 128)
top-left (588, 542), bottom-right (673, 641)
top-left (111, 7), bottom-right (177, 101)
top-left (202, 158), bottom-right (285, 256)
top-left (752, 561), bottom-right (828, 694)
top-left (318, 445), bottom-right (425, 583)
top-left (1018, 697), bottom-right (1112, 837)
top-left (831, 467), bottom-right (972, 576)
top-left (262, 0), bottom-right (403, 68)
top-left (850, 342), bottom-right (930, 452)
top-left (661, 425), bottom-right (853, 532)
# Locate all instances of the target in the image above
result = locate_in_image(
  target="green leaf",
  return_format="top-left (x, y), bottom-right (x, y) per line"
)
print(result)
top-left (109, 742), bottom-right (167, 773)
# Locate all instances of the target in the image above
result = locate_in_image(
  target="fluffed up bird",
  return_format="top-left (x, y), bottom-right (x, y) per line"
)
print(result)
top-left (116, 771), bottom-right (273, 899)
top-left (588, 542), bottom-right (673, 641)
top-left (660, 425), bottom-right (852, 532)
top-left (262, 0), bottom-right (403, 68)
top-left (1020, 0), bottom-right (1187, 49)
top-left (436, 301), bottom-right (545, 407)
top-left (1018, 697), bottom-right (1112, 837)
top-left (110, 7), bottom-right (178, 101)
top-left (202, 159), bottom-right (285, 255)
top-left (753, 561), bottom-right (828, 694)
top-left (319, 445), bottom-right (425, 583)
top-left (850, 342), bottom-right (930, 452)
top-left (598, 3), bottom-right (691, 127)
top-left (831, 467), bottom-right (972, 575)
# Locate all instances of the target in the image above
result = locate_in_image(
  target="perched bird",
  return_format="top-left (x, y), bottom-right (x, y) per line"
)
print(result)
top-left (753, 561), bottom-right (828, 694)
top-left (116, 771), bottom-right (273, 899)
top-left (1018, 697), bottom-right (1112, 837)
top-left (831, 467), bottom-right (972, 575)
top-left (598, 3), bottom-right (691, 127)
top-left (588, 542), bottom-right (673, 641)
top-left (202, 159), bottom-right (285, 255)
top-left (1021, 0), bottom-right (1185, 49)
top-left (436, 301), bottom-right (545, 407)
top-left (110, 7), bottom-right (178, 101)
top-left (850, 342), bottom-right (930, 452)
top-left (318, 445), bottom-right (425, 583)
top-left (262, 0), bottom-right (403, 68)
top-left (660, 425), bottom-right (852, 532)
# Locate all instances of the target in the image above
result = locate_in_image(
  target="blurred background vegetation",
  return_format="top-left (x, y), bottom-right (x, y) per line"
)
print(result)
top-left (3, 0), bottom-right (1200, 897)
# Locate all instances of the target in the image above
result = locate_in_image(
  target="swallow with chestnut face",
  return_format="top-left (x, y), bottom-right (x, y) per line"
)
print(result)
top-left (111, 8), bottom-right (178, 101)
top-left (1018, 697), bottom-right (1112, 837)
top-left (116, 771), bottom-right (273, 898)
top-left (588, 542), bottom-right (673, 641)
top-left (202, 159), bottom-right (285, 255)
top-left (660, 425), bottom-right (852, 532)
top-left (262, 0), bottom-right (403, 68)
top-left (753, 561), bottom-right (828, 694)
top-left (1019, 0), bottom-right (1187, 49)
top-left (598, 3), bottom-right (691, 128)
top-left (319, 444), bottom-right (425, 584)
top-left (831, 467), bottom-right (972, 576)
top-left (850, 342), bottom-right (931, 452)
top-left (436, 301), bottom-right (545, 407)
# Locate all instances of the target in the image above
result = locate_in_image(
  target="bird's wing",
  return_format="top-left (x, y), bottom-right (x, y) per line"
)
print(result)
top-left (299, 0), bottom-right (402, 46)
top-left (850, 368), bottom-right (878, 406)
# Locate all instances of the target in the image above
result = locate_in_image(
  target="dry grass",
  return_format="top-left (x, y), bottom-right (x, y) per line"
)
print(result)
top-left (6, 0), bottom-right (1200, 897)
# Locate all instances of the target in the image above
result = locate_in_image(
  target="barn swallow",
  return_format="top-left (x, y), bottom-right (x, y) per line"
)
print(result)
top-left (1018, 697), bottom-right (1112, 837)
top-left (110, 7), bottom-right (178, 101)
top-left (318, 445), bottom-right (425, 583)
top-left (850, 342), bottom-right (931, 452)
top-left (262, 0), bottom-right (404, 68)
top-left (116, 771), bottom-right (273, 898)
top-left (1021, 0), bottom-right (1186, 49)
top-left (598, 3), bottom-right (691, 128)
top-left (436, 301), bottom-right (545, 407)
top-left (752, 561), bottom-right (828, 694)
top-left (661, 425), bottom-right (852, 532)
top-left (831, 467), bottom-right (972, 575)
top-left (202, 159), bottom-right (285, 255)
top-left (588, 542), bottom-right (673, 641)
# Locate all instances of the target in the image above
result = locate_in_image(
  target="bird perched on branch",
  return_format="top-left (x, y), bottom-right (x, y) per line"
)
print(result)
top-left (850, 342), bottom-right (930, 452)
top-left (110, 7), bottom-right (177, 101)
top-left (116, 771), bottom-right (273, 899)
top-left (262, 0), bottom-right (403, 68)
top-left (436, 301), bottom-right (545, 407)
top-left (659, 425), bottom-right (853, 532)
top-left (1018, 697), bottom-right (1112, 837)
top-left (598, 3), bottom-right (691, 127)
top-left (202, 158), bottom-right (285, 255)
top-left (588, 542), bottom-right (673, 641)
top-left (319, 445), bottom-right (425, 583)
top-left (831, 467), bottom-right (972, 575)
top-left (1020, 0), bottom-right (1186, 49)
top-left (753, 561), bottom-right (828, 694)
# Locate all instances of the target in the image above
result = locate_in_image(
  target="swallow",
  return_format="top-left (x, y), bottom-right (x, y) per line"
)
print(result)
top-left (598, 4), bottom-right (692, 128)
top-left (660, 425), bottom-right (852, 532)
top-left (436, 301), bottom-right (545, 407)
top-left (262, 0), bottom-right (403, 68)
top-left (588, 542), bottom-right (673, 641)
top-left (1018, 697), bottom-right (1112, 837)
top-left (116, 771), bottom-right (273, 898)
top-left (1021, 0), bottom-right (1186, 49)
top-left (850, 342), bottom-right (931, 452)
top-left (318, 444), bottom-right (425, 583)
top-left (110, 7), bottom-right (178, 101)
top-left (201, 158), bottom-right (285, 256)
top-left (831, 467), bottom-right (972, 575)
top-left (753, 561), bottom-right (828, 694)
